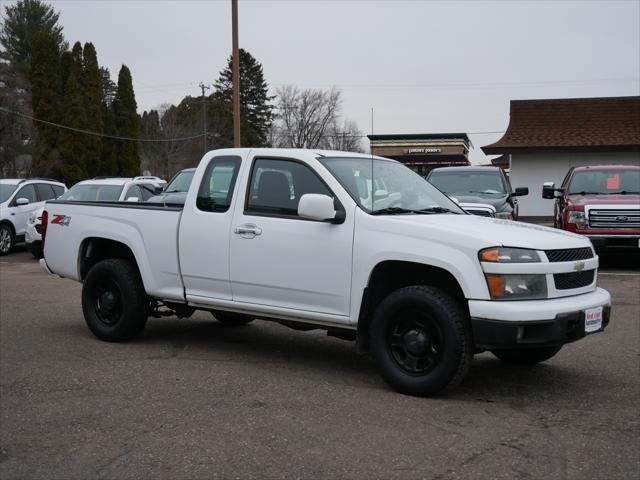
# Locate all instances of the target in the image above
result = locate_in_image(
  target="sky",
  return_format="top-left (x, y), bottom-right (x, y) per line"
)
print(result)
top-left (4, 0), bottom-right (640, 162)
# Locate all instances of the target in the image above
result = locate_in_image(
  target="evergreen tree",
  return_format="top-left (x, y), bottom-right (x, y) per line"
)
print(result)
top-left (0, 0), bottom-right (66, 75)
top-left (82, 42), bottom-right (103, 176)
top-left (213, 48), bottom-right (273, 147)
top-left (99, 67), bottom-right (116, 105)
top-left (112, 65), bottom-right (139, 176)
top-left (56, 42), bottom-right (87, 184)
top-left (100, 101), bottom-right (117, 175)
top-left (30, 30), bottom-right (61, 176)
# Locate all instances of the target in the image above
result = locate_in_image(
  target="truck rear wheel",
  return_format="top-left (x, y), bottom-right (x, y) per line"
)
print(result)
top-left (82, 259), bottom-right (148, 342)
top-left (211, 310), bottom-right (254, 326)
top-left (491, 346), bottom-right (562, 365)
top-left (369, 286), bottom-right (473, 396)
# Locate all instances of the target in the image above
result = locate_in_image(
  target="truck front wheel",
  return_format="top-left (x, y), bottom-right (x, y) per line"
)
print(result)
top-left (82, 259), bottom-right (148, 342)
top-left (369, 286), bottom-right (473, 396)
top-left (491, 346), bottom-right (562, 365)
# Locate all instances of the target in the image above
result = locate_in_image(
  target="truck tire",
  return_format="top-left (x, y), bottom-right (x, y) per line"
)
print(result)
top-left (369, 286), bottom-right (473, 396)
top-left (491, 346), bottom-right (562, 365)
top-left (211, 310), bottom-right (254, 326)
top-left (0, 224), bottom-right (14, 256)
top-left (82, 259), bottom-right (148, 342)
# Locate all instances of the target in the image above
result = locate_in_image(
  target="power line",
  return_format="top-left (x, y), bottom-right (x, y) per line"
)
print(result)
top-left (0, 107), bottom-right (205, 143)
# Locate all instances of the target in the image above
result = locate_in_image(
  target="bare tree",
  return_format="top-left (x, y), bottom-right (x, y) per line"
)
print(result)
top-left (320, 118), bottom-right (364, 153)
top-left (140, 103), bottom-right (195, 178)
top-left (273, 86), bottom-right (341, 148)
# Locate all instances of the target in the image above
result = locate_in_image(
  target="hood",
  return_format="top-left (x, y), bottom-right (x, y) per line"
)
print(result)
top-left (374, 214), bottom-right (590, 251)
top-left (567, 194), bottom-right (640, 207)
top-left (450, 194), bottom-right (509, 211)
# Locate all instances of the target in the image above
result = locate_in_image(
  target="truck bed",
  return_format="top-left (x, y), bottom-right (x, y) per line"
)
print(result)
top-left (43, 200), bottom-right (186, 302)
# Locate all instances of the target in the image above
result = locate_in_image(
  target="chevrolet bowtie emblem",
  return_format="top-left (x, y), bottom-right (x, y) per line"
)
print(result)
top-left (574, 260), bottom-right (586, 272)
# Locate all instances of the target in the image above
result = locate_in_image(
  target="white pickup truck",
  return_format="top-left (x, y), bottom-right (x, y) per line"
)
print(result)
top-left (40, 148), bottom-right (611, 395)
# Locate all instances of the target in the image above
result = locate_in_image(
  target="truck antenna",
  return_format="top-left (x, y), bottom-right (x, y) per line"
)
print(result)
top-left (371, 107), bottom-right (374, 212)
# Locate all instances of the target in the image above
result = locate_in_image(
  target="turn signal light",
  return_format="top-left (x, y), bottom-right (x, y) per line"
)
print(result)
top-left (480, 248), bottom-right (500, 262)
top-left (486, 274), bottom-right (506, 298)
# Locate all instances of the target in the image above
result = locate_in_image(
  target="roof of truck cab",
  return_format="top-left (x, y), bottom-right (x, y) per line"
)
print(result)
top-left (202, 148), bottom-right (391, 162)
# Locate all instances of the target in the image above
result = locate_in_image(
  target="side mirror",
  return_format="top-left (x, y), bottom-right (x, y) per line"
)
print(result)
top-left (542, 182), bottom-right (556, 199)
top-left (126, 197), bottom-right (140, 202)
top-left (298, 194), bottom-right (337, 222)
top-left (16, 197), bottom-right (30, 206)
top-left (512, 187), bottom-right (529, 197)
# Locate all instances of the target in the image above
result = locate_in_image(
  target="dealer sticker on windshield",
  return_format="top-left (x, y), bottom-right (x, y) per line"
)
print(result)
top-left (584, 306), bottom-right (603, 333)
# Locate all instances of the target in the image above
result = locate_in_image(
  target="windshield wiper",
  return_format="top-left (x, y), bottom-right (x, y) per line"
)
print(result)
top-left (416, 207), bottom-right (460, 214)
top-left (370, 207), bottom-right (417, 215)
top-left (609, 190), bottom-right (640, 195)
top-left (571, 191), bottom-right (605, 195)
top-left (164, 189), bottom-right (185, 193)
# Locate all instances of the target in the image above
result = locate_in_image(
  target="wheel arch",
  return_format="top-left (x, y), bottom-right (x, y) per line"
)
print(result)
top-left (0, 219), bottom-right (16, 236)
top-left (356, 260), bottom-right (468, 352)
top-left (78, 237), bottom-right (142, 283)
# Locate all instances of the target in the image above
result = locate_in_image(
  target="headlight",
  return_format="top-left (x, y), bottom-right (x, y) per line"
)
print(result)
top-left (479, 247), bottom-right (541, 263)
top-left (495, 212), bottom-right (513, 220)
top-left (567, 210), bottom-right (586, 229)
top-left (485, 274), bottom-right (548, 300)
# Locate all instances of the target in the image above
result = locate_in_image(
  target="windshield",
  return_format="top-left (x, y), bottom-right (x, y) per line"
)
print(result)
top-left (165, 170), bottom-right (195, 193)
top-left (428, 170), bottom-right (507, 195)
top-left (569, 170), bottom-right (640, 194)
top-left (320, 157), bottom-right (465, 214)
top-left (0, 184), bottom-right (18, 203)
top-left (60, 184), bottom-right (123, 201)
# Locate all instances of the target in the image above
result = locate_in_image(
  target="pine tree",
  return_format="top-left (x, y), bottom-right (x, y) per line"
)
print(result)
top-left (100, 101), bottom-right (117, 175)
top-left (213, 48), bottom-right (273, 147)
top-left (30, 30), bottom-right (61, 176)
top-left (112, 65), bottom-right (139, 176)
top-left (56, 42), bottom-right (87, 185)
top-left (0, 0), bottom-right (66, 75)
top-left (82, 42), bottom-right (103, 176)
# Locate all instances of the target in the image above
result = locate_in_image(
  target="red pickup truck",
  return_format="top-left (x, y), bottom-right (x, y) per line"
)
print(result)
top-left (542, 165), bottom-right (640, 250)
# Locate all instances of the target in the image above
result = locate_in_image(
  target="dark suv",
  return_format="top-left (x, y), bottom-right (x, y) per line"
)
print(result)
top-left (427, 166), bottom-right (528, 220)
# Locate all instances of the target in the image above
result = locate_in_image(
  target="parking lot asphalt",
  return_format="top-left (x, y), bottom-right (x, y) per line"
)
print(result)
top-left (1, 248), bottom-right (639, 480)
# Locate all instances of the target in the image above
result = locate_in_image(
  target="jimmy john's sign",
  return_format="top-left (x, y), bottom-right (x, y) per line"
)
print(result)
top-left (405, 148), bottom-right (442, 154)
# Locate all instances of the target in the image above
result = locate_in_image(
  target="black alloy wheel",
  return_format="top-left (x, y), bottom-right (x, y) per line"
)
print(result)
top-left (389, 309), bottom-right (443, 375)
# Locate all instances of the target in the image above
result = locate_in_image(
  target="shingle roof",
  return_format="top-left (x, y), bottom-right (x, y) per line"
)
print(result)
top-left (482, 96), bottom-right (640, 154)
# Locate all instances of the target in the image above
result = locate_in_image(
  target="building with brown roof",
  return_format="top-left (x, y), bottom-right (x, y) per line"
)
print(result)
top-left (482, 96), bottom-right (640, 217)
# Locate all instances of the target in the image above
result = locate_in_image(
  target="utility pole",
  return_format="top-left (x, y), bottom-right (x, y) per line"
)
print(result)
top-left (199, 82), bottom-right (210, 154)
top-left (231, 0), bottom-right (241, 147)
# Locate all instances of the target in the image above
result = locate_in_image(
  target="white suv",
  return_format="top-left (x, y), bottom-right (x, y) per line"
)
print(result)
top-left (23, 178), bottom-right (161, 258)
top-left (0, 178), bottom-right (67, 255)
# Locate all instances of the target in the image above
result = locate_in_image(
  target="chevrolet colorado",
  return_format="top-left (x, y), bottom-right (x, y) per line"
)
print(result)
top-left (40, 149), bottom-right (611, 395)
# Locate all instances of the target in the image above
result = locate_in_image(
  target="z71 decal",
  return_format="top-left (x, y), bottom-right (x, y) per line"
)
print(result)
top-left (51, 214), bottom-right (71, 227)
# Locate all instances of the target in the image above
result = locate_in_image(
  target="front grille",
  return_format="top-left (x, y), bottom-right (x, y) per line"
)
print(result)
top-left (545, 247), bottom-right (594, 262)
top-left (588, 208), bottom-right (640, 228)
top-left (466, 209), bottom-right (493, 217)
top-left (554, 270), bottom-right (595, 290)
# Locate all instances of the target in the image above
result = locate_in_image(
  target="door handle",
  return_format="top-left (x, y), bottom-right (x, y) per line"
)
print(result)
top-left (234, 224), bottom-right (262, 238)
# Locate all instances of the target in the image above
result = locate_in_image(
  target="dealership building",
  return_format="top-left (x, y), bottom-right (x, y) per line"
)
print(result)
top-left (482, 96), bottom-right (640, 218)
top-left (368, 133), bottom-right (471, 176)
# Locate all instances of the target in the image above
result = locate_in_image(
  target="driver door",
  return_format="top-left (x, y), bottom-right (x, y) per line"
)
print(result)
top-left (229, 156), bottom-right (354, 317)
top-left (11, 184), bottom-right (39, 236)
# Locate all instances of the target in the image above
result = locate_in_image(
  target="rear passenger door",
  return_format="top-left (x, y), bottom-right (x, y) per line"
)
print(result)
top-left (179, 155), bottom-right (243, 301)
top-left (228, 156), bottom-right (354, 318)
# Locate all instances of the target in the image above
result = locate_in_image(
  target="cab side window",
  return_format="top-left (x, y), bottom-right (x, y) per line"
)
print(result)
top-left (125, 185), bottom-right (143, 201)
top-left (52, 185), bottom-right (65, 198)
top-left (196, 156), bottom-right (242, 212)
top-left (13, 184), bottom-right (37, 204)
top-left (246, 158), bottom-right (332, 217)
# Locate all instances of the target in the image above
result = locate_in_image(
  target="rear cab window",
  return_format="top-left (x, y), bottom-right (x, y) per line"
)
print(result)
top-left (196, 156), bottom-right (242, 212)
